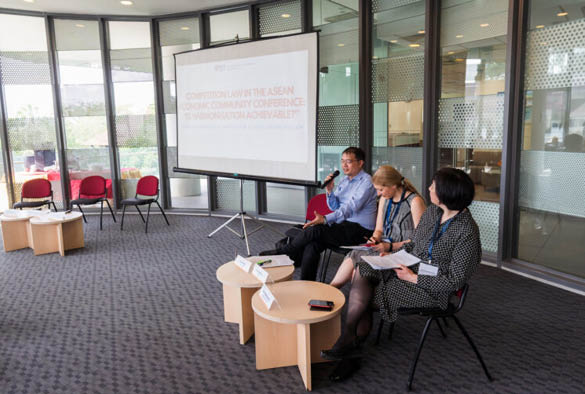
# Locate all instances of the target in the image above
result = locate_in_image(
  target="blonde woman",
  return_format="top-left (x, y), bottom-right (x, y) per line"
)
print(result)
top-left (330, 166), bottom-right (425, 288)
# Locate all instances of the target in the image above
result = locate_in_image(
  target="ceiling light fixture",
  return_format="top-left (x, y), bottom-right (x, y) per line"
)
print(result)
top-left (455, 58), bottom-right (464, 62)
top-left (417, 30), bottom-right (425, 34)
top-left (409, 43), bottom-right (420, 48)
top-left (480, 23), bottom-right (489, 27)
top-left (180, 26), bottom-right (190, 30)
top-left (447, 51), bottom-right (455, 55)
top-left (337, 43), bottom-right (345, 47)
top-left (557, 12), bottom-right (568, 17)
top-left (281, 13), bottom-right (291, 18)
top-left (23, 0), bottom-right (34, 3)
top-left (75, 24), bottom-right (85, 28)
top-left (535, 25), bottom-right (545, 28)
top-left (456, 34), bottom-right (464, 38)
top-left (120, 0), bottom-right (133, 5)
top-left (390, 40), bottom-right (397, 43)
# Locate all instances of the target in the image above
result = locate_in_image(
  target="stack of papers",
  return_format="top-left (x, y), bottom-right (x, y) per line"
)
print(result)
top-left (247, 255), bottom-right (294, 268)
top-left (361, 250), bottom-right (421, 270)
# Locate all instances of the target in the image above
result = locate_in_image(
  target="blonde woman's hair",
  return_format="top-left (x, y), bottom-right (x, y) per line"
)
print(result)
top-left (372, 165), bottom-right (420, 196)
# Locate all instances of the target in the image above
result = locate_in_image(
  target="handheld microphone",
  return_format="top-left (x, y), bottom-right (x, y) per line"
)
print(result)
top-left (320, 170), bottom-right (340, 189)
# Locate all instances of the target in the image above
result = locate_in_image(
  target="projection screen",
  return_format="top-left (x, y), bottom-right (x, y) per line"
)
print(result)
top-left (174, 32), bottom-right (318, 185)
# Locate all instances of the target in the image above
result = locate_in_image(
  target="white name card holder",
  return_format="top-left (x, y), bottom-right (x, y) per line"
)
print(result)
top-left (252, 264), bottom-right (271, 284)
top-left (260, 284), bottom-right (276, 309)
top-left (234, 255), bottom-right (253, 273)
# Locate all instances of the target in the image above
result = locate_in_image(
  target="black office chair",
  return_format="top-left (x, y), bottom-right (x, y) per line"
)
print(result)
top-left (375, 284), bottom-right (493, 391)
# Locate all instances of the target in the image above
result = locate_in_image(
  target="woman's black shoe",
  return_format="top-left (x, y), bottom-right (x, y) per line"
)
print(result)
top-left (329, 358), bottom-right (361, 382)
top-left (320, 339), bottom-right (362, 361)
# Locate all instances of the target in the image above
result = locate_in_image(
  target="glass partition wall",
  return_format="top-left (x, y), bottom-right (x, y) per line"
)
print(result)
top-left (516, 0), bottom-right (585, 279)
top-left (371, 0), bottom-right (426, 193)
top-left (438, 0), bottom-right (509, 254)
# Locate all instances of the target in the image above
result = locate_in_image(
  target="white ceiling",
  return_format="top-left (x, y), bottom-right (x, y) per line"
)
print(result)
top-left (0, 0), bottom-right (250, 16)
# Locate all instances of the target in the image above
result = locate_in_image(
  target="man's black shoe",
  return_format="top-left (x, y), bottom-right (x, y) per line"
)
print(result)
top-left (258, 249), bottom-right (279, 256)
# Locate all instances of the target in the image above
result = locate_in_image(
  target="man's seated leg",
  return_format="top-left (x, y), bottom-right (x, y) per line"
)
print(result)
top-left (259, 224), bottom-right (327, 257)
top-left (300, 240), bottom-right (326, 281)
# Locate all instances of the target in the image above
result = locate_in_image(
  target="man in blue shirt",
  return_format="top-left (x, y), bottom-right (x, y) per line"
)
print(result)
top-left (260, 147), bottom-right (377, 281)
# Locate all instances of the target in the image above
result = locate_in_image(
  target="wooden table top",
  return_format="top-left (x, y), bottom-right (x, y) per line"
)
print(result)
top-left (29, 211), bottom-right (83, 225)
top-left (251, 280), bottom-right (345, 325)
top-left (216, 261), bottom-right (294, 288)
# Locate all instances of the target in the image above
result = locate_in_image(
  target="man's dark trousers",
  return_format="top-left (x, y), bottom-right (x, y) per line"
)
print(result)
top-left (279, 221), bottom-right (372, 281)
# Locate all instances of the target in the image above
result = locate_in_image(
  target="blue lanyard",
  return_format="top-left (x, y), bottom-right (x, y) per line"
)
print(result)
top-left (427, 214), bottom-right (456, 263)
top-left (383, 189), bottom-right (407, 242)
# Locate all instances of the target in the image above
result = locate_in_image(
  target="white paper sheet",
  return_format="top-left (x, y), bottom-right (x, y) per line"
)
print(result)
top-left (361, 250), bottom-right (421, 270)
top-left (247, 255), bottom-right (294, 268)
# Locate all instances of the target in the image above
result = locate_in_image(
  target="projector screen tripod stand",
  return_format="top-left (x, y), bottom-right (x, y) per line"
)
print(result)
top-left (207, 178), bottom-right (282, 256)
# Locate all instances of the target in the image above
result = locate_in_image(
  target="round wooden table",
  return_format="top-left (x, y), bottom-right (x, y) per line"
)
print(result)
top-left (251, 280), bottom-right (346, 391)
top-left (216, 261), bottom-right (294, 345)
top-left (0, 210), bottom-right (49, 252)
top-left (29, 211), bottom-right (84, 256)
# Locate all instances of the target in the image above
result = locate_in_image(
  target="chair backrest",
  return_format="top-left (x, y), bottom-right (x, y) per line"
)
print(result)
top-left (79, 175), bottom-right (107, 197)
top-left (136, 176), bottom-right (159, 197)
top-left (21, 178), bottom-right (52, 199)
top-left (306, 193), bottom-right (333, 222)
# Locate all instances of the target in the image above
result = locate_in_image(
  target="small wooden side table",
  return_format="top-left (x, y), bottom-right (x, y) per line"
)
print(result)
top-left (251, 280), bottom-right (345, 391)
top-left (216, 261), bottom-right (294, 345)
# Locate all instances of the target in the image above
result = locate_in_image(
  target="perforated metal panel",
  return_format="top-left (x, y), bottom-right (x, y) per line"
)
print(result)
top-left (159, 18), bottom-right (200, 47)
top-left (525, 19), bottom-right (585, 90)
top-left (468, 200), bottom-right (499, 253)
top-left (6, 118), bottom-right (56, 150)
top-left (115, 115), bottom-right (157, 147)
top-left (519, 151), bottom-right (585, 219)
top-left (372, 54), bottom-right (424, 103)
top-left (438, 94), bottom-right (504, 149)
top-left (259, 0), bottom-right (302, 36)
top-left (0, 52), bottom-right (51, 85)
top-left (372, 0), bottom-right (421, 13)
top-left (215, 178), bottom-right (256, 212)
top-left (317, 104), bottom-right (359, 146)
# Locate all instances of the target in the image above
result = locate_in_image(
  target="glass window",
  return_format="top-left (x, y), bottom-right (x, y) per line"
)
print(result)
top-left (515, 0), bottom-right (585, 278)
top-left (209, 10), bottom-right (250, 45)
top-left (54, 20), bottom-right (112, 203)
top-left (313, 0), bottom-right (360, 183)
top-left (158, 18), bottom-right (208, 209)
top-left (0, 14), bottom-right (63, 208)
top-left (108, 21), bottom-right (159, 200)
top-left (438, 0), bottom-right (509, 254)
top-left (371, 0), bottom-right (426, 193)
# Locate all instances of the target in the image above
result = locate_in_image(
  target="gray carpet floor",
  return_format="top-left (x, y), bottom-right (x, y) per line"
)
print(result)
top-left (0, 213), bottom-right (584, 393)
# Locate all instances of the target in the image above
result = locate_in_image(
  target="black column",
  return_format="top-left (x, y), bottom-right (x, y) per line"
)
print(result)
top-left (359, 0), bottom-right (372, 167)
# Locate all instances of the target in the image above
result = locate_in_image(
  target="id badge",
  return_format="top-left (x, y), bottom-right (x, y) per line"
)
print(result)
top-left (418, 262), bottom-right (439, 276)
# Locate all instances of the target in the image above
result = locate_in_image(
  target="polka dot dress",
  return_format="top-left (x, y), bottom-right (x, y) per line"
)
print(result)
top-left (358, 204), bottom-right (481, 323)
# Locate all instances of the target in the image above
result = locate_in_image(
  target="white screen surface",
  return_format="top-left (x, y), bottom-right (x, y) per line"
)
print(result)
top-left (175, 33), bottom-right (318, 184)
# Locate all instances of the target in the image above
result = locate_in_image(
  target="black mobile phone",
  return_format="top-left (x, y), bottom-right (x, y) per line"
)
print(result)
top-left (308, 299), bottom-right (334, 310)
top-left (65, 210), bottom-right (72, 214)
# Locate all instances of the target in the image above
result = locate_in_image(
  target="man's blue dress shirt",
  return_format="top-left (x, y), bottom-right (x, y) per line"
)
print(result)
top-left (325, 170), bottom-right (377, 231)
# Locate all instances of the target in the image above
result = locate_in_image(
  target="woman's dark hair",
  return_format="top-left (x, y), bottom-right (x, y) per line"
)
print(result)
top-left (432, 167), bottom-right (475, 210)
top-left (342, 146), bottom-right (366, 162)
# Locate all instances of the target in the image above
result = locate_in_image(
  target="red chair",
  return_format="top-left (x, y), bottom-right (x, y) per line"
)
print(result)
top-left (13, 178), bottom-right (57, 212)
top-left (306, 193), bottom-right (333, 221)
top-left (70, 175), bottom-right (116, 230)
top-left (120, 176), bottom-right (169, 233)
